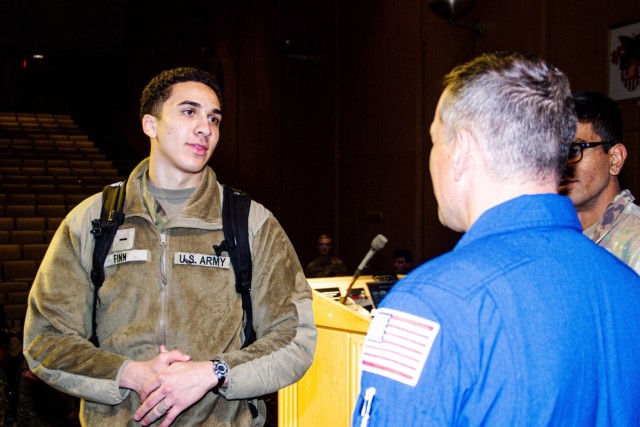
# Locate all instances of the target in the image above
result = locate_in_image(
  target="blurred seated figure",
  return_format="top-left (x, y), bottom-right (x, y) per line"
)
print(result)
top-left (0, 305), bottom-right (22, 426)
top-left (304, 234), bottom-right (348, 277)
top-left (17, 363), bottom-right (80, 427)
top-left (392, 249), bottom-right (413, 276)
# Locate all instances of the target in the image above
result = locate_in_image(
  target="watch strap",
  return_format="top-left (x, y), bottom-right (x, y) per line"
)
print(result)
top-left (211, 359), bottom-right (228, 394)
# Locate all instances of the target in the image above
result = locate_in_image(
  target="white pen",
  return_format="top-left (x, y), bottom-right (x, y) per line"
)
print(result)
top-left (360, 387), bottom-right (377, 427)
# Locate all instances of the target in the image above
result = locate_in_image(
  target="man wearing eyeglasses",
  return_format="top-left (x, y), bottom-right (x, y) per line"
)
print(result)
top-left (351, 52), bottom-right (640, 427)
top-left (559, 90), bottom-right (640, 273)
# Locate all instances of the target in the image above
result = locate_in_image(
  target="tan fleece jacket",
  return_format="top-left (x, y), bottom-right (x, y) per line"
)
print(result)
top-left (23, 159), bottom-right (317, 426)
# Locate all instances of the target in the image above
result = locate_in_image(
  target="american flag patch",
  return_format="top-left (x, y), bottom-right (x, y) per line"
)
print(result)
top-left (361, 308), bottom-right (440, 386)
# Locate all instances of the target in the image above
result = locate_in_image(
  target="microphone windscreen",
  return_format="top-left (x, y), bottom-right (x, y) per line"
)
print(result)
top-left (371, 234), bottom-right (388, 251)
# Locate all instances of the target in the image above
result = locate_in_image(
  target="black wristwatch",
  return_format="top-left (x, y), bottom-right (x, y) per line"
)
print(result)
top-left (211, 359), bottom-right (228, 394)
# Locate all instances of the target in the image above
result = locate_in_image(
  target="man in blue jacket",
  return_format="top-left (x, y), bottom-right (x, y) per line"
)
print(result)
top-left (352, 51), bottom-right (640, 426)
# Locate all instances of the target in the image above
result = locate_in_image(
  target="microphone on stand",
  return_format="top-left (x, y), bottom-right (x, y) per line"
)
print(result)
top-left (339, 234), bottom-right (388, 304)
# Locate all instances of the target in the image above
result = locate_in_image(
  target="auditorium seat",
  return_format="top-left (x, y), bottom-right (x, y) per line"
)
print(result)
top-left (73, 168), bottom-right (96, 176)
top-left (47, 217), bottom-right (64, 230)
top-left (55, 176), bottom-right (82, 185)
top-left (38, 194), bottom-right (65, 205)
top-left (22, 244), bottom-right (49, 261)
top-left (22, 166), bottom-right (48, 176)
top-left (5, 205), bottom-right (36, 217)
top-left (84, 185), bottom-right (104, 194)
top-left (29, 175), bottom-right (53, 185)
top-left (47, 167), bottom-right (72, 176)
top-left (3, 175), bottom-right (30, 184)
top-left (37, 205), bottom-right (68, 218)
top-left (3, 303), bottom-right (28, 329)
top-left (46, 159), bottom-right (70, 168)
top-left (8, 194), bottom-right (37, 205)
top-left (7, 290), bottom-right (29, 307)
top-left (96, 168), bottom-right (120, 177)
top-left (16, 217), bottom-right (46, 231)
top-left (0, 158), bottom-right (20, 167)
top-left (21, 159), bottom-right (45, 167)
top-left (0, 184), bottom-right (28, 194)
top-left (59, 151), bottom-right (84, 160)
top-left (57, 147), bottom-right (78, 157)
top-left (32, 139), bottom-right (52, 147)
top-left (30, 184), bottom-right (57, 194)
top-left (0, 166), bottom-right (21, 175)
top-left (68, 160), bottom-right (87, 169)
top-left (79, 176), bottom-right (106, 186)
top-left (66, 194), bottom-right (89, 206)
top-left (11, 230), bottom-right (45, 244)
top-left (53, 141), bottom-right (74, 150)
top-left (0, 244), bottom-right (21, 261)
top-left (45, 230), bottom-right (57, 243)
top-left (86, 153), bottom-right (107, 161)
top-left (37, 146), bottom-right (58, 157)
top-left (0, 231), bottom-right (9, 244)
top-left (0, 218), bottom-right (14, 231)
top-left (57, 184), bottom-right (85, 195)
top-left (91, 160), bottom-right (113, 169)
top-left (2, 259), bottom-right (38, 281)
top-left (40, 123), bottom-right (59, 131)
top-left (11, 147), bottom-right (37, 158)
top-left (81, 148), bottom-right (101, 156)
top-left (0, 281), bottom-right (30, 295)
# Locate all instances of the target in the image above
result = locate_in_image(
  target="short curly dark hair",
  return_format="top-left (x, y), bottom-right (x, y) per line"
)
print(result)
top-left (139, 67), bottom-right (223, 120)
top-left (573, 90), bottom-right (623, 144)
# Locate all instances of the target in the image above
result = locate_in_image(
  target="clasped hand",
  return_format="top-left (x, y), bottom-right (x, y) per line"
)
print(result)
top-left (122, 345), bottom-right (217, 427)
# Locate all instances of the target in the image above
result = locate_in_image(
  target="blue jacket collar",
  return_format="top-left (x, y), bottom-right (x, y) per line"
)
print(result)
top-left (456, 194), bottom-right (581, 250)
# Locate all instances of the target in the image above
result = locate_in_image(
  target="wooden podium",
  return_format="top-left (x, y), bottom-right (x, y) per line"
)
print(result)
top-left (278, 276), bottom-right (374, 427)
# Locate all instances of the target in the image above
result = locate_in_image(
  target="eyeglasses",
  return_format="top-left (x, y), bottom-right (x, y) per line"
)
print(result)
top-left (567, 140), bottom-right (613, 164)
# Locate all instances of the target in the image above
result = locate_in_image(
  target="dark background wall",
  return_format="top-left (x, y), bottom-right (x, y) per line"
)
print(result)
top-left (1, 0), bottom-right (639, 273)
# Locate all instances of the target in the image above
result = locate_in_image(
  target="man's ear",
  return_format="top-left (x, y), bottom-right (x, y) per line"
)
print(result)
top-left (142, 114), bottom-right (158, 139)
top-left (453, 129), bottom-right (473, 181)
top-left (609, 143), bottom-right (627, 176)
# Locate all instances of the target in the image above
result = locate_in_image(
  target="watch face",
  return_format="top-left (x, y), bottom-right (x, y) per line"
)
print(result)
top-left (214, 361), bottom-right (228, 377)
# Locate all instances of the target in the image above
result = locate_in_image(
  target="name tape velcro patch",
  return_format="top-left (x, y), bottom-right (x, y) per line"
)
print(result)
top-left (104, 249), bottom-right (149, 268)
top-left (112, 228), bottom-right (135, 252)
top-left (361, 307), bottom-right (440, 386)
top-left (174, 252), bottom-right (230, 269)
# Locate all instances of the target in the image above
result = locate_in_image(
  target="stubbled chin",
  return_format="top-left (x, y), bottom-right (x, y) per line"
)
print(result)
top-left (558, 181), bottom-right (575, 196)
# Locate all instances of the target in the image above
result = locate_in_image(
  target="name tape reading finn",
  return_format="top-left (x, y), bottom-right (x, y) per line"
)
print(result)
top-left (104, 249), bottom-right (149, 268)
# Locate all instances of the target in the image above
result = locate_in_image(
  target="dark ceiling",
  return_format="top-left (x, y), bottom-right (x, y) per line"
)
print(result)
top-left (0, 0), bottom-right (222, 161)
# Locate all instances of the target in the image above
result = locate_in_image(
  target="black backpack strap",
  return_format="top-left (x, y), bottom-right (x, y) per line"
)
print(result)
top-left (214, 185), bottom-right (255, 348)
top-left (89, 180), bottom-right (127, 347)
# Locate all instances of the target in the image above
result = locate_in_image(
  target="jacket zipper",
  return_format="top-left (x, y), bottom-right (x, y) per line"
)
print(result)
top-left (160, 232), bottom-right (167, 346)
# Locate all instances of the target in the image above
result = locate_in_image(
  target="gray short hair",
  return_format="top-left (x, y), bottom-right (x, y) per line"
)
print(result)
top-left (439, 51), bottom-right (576, 183)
